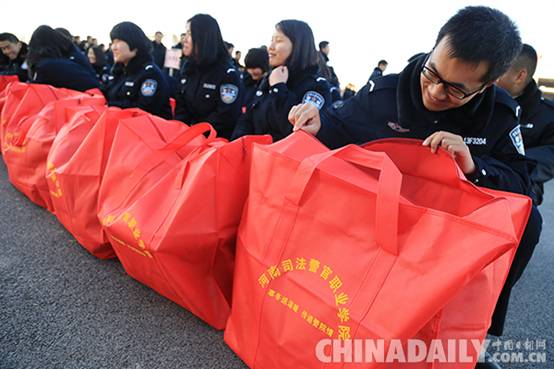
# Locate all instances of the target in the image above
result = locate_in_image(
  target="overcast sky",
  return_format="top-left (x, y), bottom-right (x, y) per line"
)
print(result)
top-left (5, 0), bottom-right (552, 89)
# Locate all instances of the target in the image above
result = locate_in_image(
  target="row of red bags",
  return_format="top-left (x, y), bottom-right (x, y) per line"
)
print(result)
top-left (0, 77), bottom-right (532, 368)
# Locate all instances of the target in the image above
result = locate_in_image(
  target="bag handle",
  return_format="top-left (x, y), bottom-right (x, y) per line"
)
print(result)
top-left (12, 97), bottom-right (87, 146)
top-left (285, 144), bottom-right (402, 255)
top-left (131, 122), bottom-right (216, 178)
top-left (3, 85), bottom-right (57, 133)
top-left (364, 138), bottom-right (465, 184)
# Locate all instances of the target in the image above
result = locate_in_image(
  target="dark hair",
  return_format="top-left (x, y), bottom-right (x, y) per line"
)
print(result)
top-left (319, 41), bottom-right (329, 51)
top-left (55, 27), bottom-right (73, 40)
top-left (378, 59), bottom-right (388, 66)
top-left (188, 14), bottom-right (229, 65)
top-left (224, 41), bottom-right (234, 50)
top-left (275, 19), bottom-right (319, 74)
top-left (317, 52), bottom-right (333, 82)
top-left (109, 21), bottom-right (152, 57)
top-left (435, 6), bottom-right (522, 83)
top-left (512, 44), bottom-right (538, 82)
top-left (244, 47), bottom-right (269, 73)
top-left (0, 33), bottom-right (19, 43)
top-left (87, 46), bottom-right (106, 67)
top-left (27, 25), bottom-right (74, 70)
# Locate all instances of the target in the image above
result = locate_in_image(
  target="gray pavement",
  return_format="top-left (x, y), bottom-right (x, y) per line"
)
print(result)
top-left (0, 159), bottom-right (552, 369)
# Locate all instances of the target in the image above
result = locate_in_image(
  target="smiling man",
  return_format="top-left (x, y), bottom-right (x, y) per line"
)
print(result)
top-left (289, 6), bottom-right (542, 369)
top-left (0, 33), bottom-right (28, 81)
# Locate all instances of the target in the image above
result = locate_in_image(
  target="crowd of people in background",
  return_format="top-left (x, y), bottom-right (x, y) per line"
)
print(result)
top-left (0, 16), bottom-right (367, 141)
top-left (1, 8), bottom-right (553, 369)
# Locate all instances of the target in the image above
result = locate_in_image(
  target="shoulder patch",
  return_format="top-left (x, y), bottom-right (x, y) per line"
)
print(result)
top-left (302, 91), bottom-right (326, 110)
top-left (145, 65), bottom-right (154, 71)
top-left (140, 79), bottom-right (158, 97)
top-left (509, 125), bottom-right (525, 155)
top-left (316, 77), bottom-right (327, 82)
top-left (220, 84), bottom-right (239, 104)
top-left (226, 68), bottom-right (236, 74)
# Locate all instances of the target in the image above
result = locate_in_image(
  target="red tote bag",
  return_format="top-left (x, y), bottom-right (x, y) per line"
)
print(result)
top-left (46, 108), bottom-right (148, 258)
top-left (3, 93), bottom-right (105, 210)
top-left (224, 132), bottom-right (531, 369)
top-left (97, 116), bottom-right (214, 258)
top-left (1, 83), bottom-right (79, 148)
top-left (362, 139), bottom-right (530, 369)
top-left (0, 75), bottom-right (18, 93)
top-left (101, 133), bottom-right (271, 329)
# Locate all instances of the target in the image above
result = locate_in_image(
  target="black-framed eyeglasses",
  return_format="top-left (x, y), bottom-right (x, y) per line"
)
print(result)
top-left (421, 55), bottom-right (486, 100)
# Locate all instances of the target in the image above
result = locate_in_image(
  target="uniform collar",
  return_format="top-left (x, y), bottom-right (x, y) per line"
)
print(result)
top-left (397, 53), bottom-right (494, 133)
top-left (122, 53), bottom-right (153, 75)
top-left (275, 64), bottom-right (319, 88)
top-left (516, 79), bottom-right (542, 122)
top-left (182, 57), bottom-right (229, 75)
top-left (243, 72), bottom-right (262, 88)
top-left (257, 65), bottom-right (319, 93)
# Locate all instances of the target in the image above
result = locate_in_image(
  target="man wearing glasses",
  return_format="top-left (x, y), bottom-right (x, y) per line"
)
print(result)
top-left (289, 6), bottom-right (541, 369)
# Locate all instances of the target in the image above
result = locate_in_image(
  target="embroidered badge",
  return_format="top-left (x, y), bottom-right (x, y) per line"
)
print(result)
top-left (140, 79), bottom-right (158, 97)
top-left (220, 84), bottom-right (239, 104)
top-left (509, 126), bottom-right (525, 155)
top-left (302, 91), bottom-right (325, 110)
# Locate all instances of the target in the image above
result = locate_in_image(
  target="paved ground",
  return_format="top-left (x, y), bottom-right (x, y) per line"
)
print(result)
top-left (0, 159), bottom-right (552, 369)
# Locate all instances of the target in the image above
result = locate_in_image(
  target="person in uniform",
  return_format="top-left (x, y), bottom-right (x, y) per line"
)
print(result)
top-left (368, 59), bottom-right (388, 82)
top-left (106, 21), bottom-right (172, 119)
top-left (152, 31), bottom-right (167, 70)
top-left (318, 40), bottom-right (340, 102)
top-left (289, 7), bottom-right (541, 369)
top-left (174, 14), bottom-right (243, 139)
top-left (26, 25), bottom-right (100, 91)
top-left (232, 19), bottom-right (331, 142)
top-left (497, 44), bottom-right (554, 206)
top-left (242, 47), bottom-right (269, 111)
top-left (0, 33), bottom-right (29, 81)
top-left (54, 27), bottom-right (98, 78)
top-left (87, 46), bottom-right (110, 87)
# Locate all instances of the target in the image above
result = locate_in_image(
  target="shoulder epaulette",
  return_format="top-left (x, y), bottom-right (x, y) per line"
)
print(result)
top-left (367, 74), bottom-right (398, 93)
top-left (541, 96), bottom-right (554, 110)
top-left (495, 86), bottom-right (520, 119)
